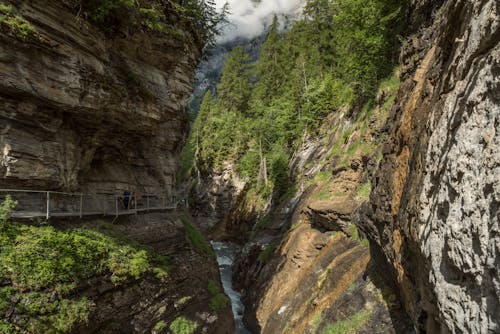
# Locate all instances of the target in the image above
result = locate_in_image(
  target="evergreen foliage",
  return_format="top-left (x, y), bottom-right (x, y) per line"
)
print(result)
top-left (67, 0), bottom-right (228, 46)
top-left (182, 0), bottom-right (406, 199)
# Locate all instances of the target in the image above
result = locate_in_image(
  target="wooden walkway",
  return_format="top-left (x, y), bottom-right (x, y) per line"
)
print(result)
top-left (0, 189), bottom-right (178, 219)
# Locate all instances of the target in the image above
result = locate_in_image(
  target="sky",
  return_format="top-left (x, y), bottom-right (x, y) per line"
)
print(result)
top-left (214, 0), bottom-right (305, 42)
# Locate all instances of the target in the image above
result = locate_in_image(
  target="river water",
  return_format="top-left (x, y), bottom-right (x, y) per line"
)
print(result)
top-left (211, 241), bottom-right (252, 334)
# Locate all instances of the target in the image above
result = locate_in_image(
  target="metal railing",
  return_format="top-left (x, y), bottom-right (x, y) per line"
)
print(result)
top-left (0, 189), bottom-right (178, 219)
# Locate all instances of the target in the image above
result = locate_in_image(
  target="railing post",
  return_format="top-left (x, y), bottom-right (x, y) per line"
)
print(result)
top-left (135, 194), bottom-right (137, 215)
top-left (79, 193), bottom-right (83, 218)
top-left (146, 195), bottom-right (149, 212)
top-left (103, 195), bottom-right (107, 216)
top-left (46, 191), bottom-right (50, 220)
top-left (115, 196), bottom-right (118, 218)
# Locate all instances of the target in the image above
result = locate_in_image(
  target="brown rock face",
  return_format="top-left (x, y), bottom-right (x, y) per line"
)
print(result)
top-left (230, 83), bottom-right (413, 333)
top-left (304, 198), bottom-right (359, 235)
top-left (0, 0), bottom-right (201, 195)
top-left (361, 0), bottom-right (499, 332)
top-left (233, 196), bottom-right (412, 334)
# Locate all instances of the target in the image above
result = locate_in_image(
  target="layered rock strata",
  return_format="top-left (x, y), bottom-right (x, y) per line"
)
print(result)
top-left (0, 0), bottom-right (201, 196)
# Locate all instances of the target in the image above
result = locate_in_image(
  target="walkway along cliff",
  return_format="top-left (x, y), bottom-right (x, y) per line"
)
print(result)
top-left (0, 0), bottom-right (198, 196)
top-left (0, 1), bottom-right (234, 333)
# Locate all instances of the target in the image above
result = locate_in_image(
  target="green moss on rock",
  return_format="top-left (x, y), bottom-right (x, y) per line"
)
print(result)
top-left (0, 213), bottom-right (170, 332)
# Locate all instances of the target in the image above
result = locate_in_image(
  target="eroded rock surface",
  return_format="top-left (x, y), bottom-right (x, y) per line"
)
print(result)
top-left (0, 0), bottom-right (201, 195)
top-left (361, 0), bottom-right (499, 332)
top-left (230, 82), bottom-right (413, 333)
top-left (304, 198), bottom-right (358, 234)
top-left (233, 194), bottom-right (412, 334)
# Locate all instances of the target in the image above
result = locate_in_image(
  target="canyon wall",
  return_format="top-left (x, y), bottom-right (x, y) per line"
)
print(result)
top-left (0, 0), bottom-right (200, 196)
top-left (205, 0), bottom-right (499, 333)
top-left (361, 0), bottom-right (499, 332)
top-left (230, 80), bottom-right (414, 333)
top-left (64, 213), bottom-right (235, 334)
top-left (0, 2), bottom-right (237, 333)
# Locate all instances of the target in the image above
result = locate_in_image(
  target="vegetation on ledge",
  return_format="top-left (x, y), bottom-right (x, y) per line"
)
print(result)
top-left (0, 200), bottom-right (170, 333)
top-left (182, 218), bottom-right (214, 257)
top-left (169, 316), bottom-right (199, 334)
top-left (321, 310), bottom-right (372, 334)
top-left (207, 280), bottom-right (228, 314)
top-left (0, 2), bottom-right (38, 41)
top-left (66, 0), bottom-right (228, 46)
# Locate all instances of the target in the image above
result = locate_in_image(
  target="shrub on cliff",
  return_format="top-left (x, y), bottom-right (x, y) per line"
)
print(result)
top-left (0, 195), bottom-right (16, 230)
top-left (169, 316), bottom-right (198, 334)
top-left (0, 2), bottom-right (38, 40)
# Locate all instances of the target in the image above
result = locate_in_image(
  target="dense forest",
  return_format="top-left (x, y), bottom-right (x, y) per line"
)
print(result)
top-left (182, 0), bottom-right (406, 200)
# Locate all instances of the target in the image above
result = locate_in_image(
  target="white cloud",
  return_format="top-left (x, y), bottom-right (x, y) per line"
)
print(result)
top-left (215, 0), bottom-right (305, 42)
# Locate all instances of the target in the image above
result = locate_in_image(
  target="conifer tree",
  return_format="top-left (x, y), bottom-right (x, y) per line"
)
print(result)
top-left (216, 46), bottom-right (252, 113)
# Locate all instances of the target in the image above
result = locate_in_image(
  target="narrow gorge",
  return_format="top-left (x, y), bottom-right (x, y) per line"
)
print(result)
top-left (0, 0), bottom-right (498, 334)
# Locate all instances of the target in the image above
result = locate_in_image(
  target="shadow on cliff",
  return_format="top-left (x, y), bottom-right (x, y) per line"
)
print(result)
top-left (366, 242), bottom-right (416, 334)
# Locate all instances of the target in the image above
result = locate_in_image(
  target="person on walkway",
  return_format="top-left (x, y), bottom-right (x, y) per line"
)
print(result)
top-left (123, 190), bottom-right (131, 209)
top-left (131, 191), bottom-right (136, 210)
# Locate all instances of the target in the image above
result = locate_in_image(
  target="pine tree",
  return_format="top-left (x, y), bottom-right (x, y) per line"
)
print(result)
top-left (250, 16), bottom-right (286, 108)
top-left (216, 46), bottom-right (252, 113)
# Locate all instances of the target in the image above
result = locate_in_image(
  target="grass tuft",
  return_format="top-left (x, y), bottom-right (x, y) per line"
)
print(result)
top-left (182, 219), bottom-right (214, 257)
top-left (0, 2), bottom-right (38, 41)
top-left (154, 320), bottom-right (167, 332)
top-left (357, 181), bottom-right (371, 200)
top-left (258, 243), bottom-right (275, 261)
top-left (348, 224), bottom-right (369, 248)
top-left (321, 310), bottom-right (372, 334)
top-left (169, 316), bottom-right (198, 334)
top-left (207, 280), bottom-right (228, 313)
top-left (311, 312), bottom-right (322, 331)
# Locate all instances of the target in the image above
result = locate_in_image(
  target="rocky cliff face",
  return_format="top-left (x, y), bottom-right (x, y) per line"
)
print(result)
top-left (210, 1), bottom-right (499, 332)
top-left (229, 79), bottom-right (414, 333)
top-left (361, 0), bottom-right (499, 333)
top-left (0, 2), bottom-right (236, 332)
top-left (142, 0), bottom-right (500, 332)
top-left (189, 164), bottom-right (246, 234)
top-left (58, 213), bottom-right (235, 334)
top-left (0, 0), bottom-right (201, 196)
